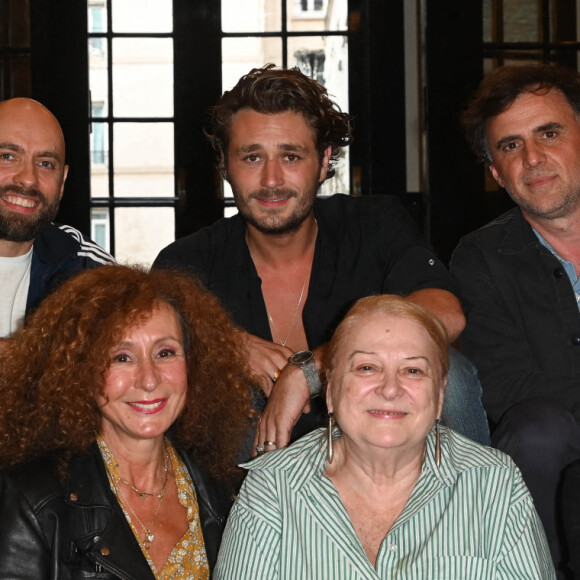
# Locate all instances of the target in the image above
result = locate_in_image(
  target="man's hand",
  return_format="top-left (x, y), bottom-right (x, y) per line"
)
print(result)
top-left (241, 332), bottom-right (293, 396)
top-left (253, 362), bottom-right (312, 456)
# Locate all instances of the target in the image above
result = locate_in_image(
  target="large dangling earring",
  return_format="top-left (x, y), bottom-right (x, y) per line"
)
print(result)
top-left (327, 412), bottom-right (334, 464)
top-left (435, 418), bottom-right (441, 468)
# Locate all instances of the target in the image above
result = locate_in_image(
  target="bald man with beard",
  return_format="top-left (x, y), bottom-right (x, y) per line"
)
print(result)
top-left (0, 98), bottom-right (113, 350)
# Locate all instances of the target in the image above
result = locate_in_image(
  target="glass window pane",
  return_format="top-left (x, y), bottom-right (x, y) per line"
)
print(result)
top-left (91, 208), bottom-right (110, 252)
top-left (289, 35), bottom-right (348, 111)
top-left (91, 118), bottom-right (109, 177)
top-left (112, 38), bottom-right (173, 118)
top-left (287, 0), bottom-right (347, 32)
top-left (113, 123), bottom-right (174, 198)
top-left (482, 0), bottom-right (492, 42)
top-left (222, 0), bottom-right (282, 33)
top-left (502, 0), bottom-right (540, 42)
top-left (112, 0), bottom-right (172, 33)
top-left (89, 38), bottom-right (109, 117)
top-left (90, 167), bottom-right (109, 199)
top-left (222, 37), bottom-right (283, 91)
top-left (224, 206), bottom-right (238, 218)
top-left (290, 35), bottom-right (349, 195)
top-left (484, 56), bottom-right (543, 74)
top-left (89, 1), bottom-right (108, 34)
top-left (114, 207), bottom-right (175, 266)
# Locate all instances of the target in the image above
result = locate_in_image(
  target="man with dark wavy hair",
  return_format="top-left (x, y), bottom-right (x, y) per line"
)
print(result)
top-left (451, 63), bottom-right (580, 574)
top-left (155, 64), bottom-right (488, 456)
top-left (0, 98), bottom-right (113, 352)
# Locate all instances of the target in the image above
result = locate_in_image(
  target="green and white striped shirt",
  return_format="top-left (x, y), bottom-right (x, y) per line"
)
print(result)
top-left (215, 427), bottom-right (555, 579)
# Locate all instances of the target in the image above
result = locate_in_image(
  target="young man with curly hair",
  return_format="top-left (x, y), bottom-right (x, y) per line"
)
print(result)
top-left (155, 64), bottom-right (488, 455)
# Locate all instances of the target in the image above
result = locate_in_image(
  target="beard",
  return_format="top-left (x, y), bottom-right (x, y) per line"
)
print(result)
top-left (229, 175), bottom-right (321, 236)
top-left (0, 185), bottom-right (61, 242)
top-left (236, 187), bottom-right (314, 235)
top-left (507, 182), bottom-right (580, 221)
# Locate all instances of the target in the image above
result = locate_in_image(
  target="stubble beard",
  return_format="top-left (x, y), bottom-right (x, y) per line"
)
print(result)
top-left (509, 183), bottom-right (580, 221)
top-left (0, 185), bottom-right (60, 242)
top-left (230, 179), bottom-right (321, 236)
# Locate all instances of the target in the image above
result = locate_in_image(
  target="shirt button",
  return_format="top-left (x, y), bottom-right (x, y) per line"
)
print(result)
top-left (554, 268), bottom-right (565, 279)
top-left (428, 259), bottom-right (435, 266)
top-left (100, 546), bottom-right (110, 556)
top-left (388, 544), bottom-right (398, 552)
top-left (572, 336), bottom-right (580, 346)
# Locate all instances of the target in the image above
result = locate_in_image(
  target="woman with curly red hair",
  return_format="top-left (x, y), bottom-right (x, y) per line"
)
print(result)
top-left (0, 264), bottom-right (256, 579)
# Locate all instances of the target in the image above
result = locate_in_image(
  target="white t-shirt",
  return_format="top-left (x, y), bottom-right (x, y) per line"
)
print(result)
top-left (0, 248), bottom-right (33, 338)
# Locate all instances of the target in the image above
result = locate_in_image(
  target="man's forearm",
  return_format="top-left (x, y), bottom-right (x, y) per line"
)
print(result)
top-left (406, 288), bottom-right (466, 343)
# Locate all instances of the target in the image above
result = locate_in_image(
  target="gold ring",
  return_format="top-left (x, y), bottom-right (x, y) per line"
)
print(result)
top-left (272, 369), bottom-right (281, 382)
top-left (264, 441), bottom-right (276, 447)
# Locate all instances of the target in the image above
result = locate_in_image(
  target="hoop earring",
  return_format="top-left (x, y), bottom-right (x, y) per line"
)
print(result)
top-left (327, 412), bottom-right (334, 464)
top-left (435, 418), bottom-right (441, 468)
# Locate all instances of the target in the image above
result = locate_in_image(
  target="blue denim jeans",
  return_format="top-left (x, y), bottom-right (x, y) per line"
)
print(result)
top-left (440, 347), bottom-right (490, 446)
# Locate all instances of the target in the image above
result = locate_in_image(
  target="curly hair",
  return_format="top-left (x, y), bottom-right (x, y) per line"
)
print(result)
top-left (0, 265), bottom-right (257, 484)
top-left (462, 63), bottom-right (580, 164)
top-left (207, 63), bottom-right (353, 179)
top-left (322, 295), bottom-right (450, 383)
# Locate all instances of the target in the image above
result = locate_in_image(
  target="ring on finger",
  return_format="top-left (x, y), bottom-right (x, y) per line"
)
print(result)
top-left (272, 369), bottom-right (281, 383)
top-left (264, 440), bottom-right (276, 447)
top-left (256, 444), bottom-right (265, 454)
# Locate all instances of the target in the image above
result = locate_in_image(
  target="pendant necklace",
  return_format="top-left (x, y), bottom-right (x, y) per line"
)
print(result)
top-left (117, 485), bottom-right (164, 550)
top-left (115, 446), bottom-right (170, 549)
top-left (267, 272), bottom-right (308, 346)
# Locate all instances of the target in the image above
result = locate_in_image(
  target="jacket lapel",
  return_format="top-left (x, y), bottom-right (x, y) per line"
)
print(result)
top-left (66, 445), bottom-right (156, 579)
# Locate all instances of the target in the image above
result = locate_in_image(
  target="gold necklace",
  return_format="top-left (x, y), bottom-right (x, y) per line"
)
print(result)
top-left (266, 272), bottom-right (308, 347)
top-left (117, 484), bottom-right (164, 550)
top-left (118, 448), bottom-right (169, 499)
top-left (114, 446), bottom-right (170, 550)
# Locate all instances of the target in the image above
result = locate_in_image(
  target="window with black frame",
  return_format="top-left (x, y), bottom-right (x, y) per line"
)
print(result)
top-left (220, 0), bottom-right (350, 215)
top-left (87, 0), bottom-right (349, 260)
top-left (87, 0), bottom-right (176, 264)
top-left (481, 0), bottom-right (578, 193)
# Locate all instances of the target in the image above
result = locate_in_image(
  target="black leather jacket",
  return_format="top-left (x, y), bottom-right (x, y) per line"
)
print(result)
top-left (0, 443), bottom-right (232, 579)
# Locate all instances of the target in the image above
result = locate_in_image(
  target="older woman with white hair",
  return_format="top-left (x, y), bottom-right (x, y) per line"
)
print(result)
top-left (215, 295), bottom-right (554, 579)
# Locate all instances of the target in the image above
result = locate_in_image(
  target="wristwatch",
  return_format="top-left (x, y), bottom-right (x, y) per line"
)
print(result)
top-left (289, 350), bottom-right (322, 397)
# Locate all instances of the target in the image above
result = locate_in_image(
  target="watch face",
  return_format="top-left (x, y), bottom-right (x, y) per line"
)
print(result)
top-left (290, 350), bottom-right (313, 365)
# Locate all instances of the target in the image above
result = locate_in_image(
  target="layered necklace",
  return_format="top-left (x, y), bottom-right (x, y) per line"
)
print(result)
top-left (110, 444), bottom-right (170, 550)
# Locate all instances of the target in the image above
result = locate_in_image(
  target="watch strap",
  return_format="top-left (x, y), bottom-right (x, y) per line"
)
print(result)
top-left (300, 358), bottom-right (322, 397)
